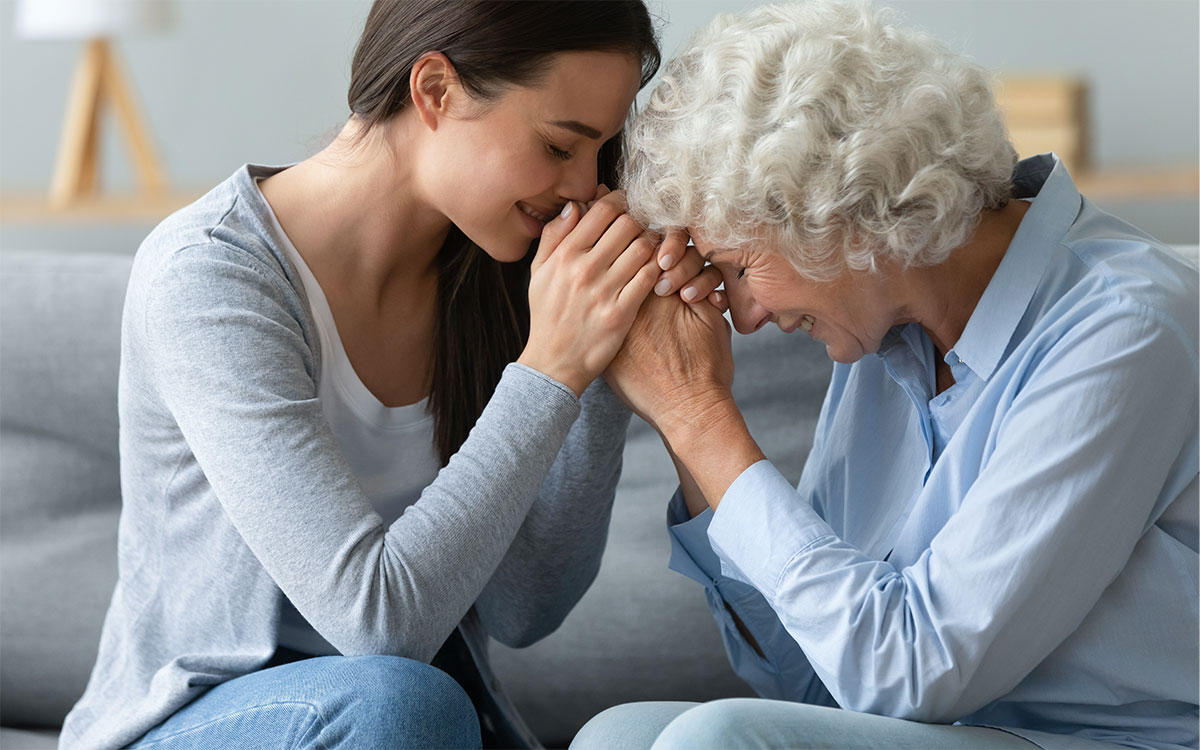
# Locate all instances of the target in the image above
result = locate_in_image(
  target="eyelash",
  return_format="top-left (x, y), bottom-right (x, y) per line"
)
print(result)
top-left (736, 268), bottom-right (747, 280)
top-left (547, 143), bottom-right (572, 161)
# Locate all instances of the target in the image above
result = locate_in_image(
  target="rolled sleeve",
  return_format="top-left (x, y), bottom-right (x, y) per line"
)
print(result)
top-left (667, 489), bottom-right (725, 586)
top-left (708, 460), bottom-right (835, 596)
top-left (665, 483), bottom-right (831, 705)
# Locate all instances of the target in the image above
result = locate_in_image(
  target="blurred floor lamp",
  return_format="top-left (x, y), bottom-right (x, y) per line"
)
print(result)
top-left (16, 0), bottom-right (173, 208)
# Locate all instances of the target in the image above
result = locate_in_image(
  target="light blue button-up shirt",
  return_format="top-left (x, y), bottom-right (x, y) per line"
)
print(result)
top-left (668, 155), bottom-right (1199, 750)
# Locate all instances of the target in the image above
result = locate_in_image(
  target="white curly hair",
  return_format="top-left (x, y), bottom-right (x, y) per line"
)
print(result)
top-left (621, 0), bottom-right (1018, 281)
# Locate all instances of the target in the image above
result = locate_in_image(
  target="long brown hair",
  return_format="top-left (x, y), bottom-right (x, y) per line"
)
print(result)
top-left (347, 0), bottom-right (660, 466)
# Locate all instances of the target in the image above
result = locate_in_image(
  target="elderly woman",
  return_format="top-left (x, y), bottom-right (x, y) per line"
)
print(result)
top-left (574, 2), bottom-right (1199, 749)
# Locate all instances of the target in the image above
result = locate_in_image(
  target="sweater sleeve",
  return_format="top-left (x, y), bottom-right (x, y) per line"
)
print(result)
top-left (474, 376), bottom-right (631, 647)
top-left (141, 245), bottom-right (582, 662)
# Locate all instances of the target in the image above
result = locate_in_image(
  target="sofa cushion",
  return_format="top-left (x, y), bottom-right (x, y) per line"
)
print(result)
top-left (0, 252), bottom-right (131, 728)
top-left (0, 726), bottom-right (59, 750)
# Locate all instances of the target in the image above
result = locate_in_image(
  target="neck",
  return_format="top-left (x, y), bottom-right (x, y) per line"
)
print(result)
top-left (258, 115), bottom-right (449, 306)
top-left (902, 199), bottom-right (1030, 357)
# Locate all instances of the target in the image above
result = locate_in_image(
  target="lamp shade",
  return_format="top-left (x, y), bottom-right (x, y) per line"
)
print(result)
top-left (16, 0), bottom-right (172, 39)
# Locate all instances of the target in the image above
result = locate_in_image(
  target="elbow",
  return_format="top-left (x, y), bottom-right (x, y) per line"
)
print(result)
top-left (834, 670), bottom-right (966, 724)
top-left (489, 612), bottom-right (565, 649)
top-left (333, 632), bottom-right (436, 663)
top-left (824, 642), bottom-right (971, 723)
top-left (478, 570), bottom-right (596, 649)
top-left (836, 691), bottom-right (956, 724)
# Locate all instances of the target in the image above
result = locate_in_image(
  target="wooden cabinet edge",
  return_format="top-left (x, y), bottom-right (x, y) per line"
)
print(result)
top-left (0, 190), bottom-right (204, 224)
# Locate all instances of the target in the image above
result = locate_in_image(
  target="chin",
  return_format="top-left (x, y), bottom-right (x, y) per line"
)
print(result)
top-left (484, 240), bottom-right (535, 264)
top-left (825, 344), bottom-right (866, 364)
top-left (462, 228), bottom-right (534, 264)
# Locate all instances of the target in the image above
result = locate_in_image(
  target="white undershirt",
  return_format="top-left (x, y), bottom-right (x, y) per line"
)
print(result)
top-left (259, 183), bottom-right (441, 654)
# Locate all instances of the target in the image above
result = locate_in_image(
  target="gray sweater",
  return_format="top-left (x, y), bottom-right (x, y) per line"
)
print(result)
top-left (60, 164), bottom-right (631, 750)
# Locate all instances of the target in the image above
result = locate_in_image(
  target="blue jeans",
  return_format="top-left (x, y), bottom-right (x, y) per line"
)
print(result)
top-left (571, 699), bottom-right (1047, 750)
top-left (128, 655), bottom-right (481, 749)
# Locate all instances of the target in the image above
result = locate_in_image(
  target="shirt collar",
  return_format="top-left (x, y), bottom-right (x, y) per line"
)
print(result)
top-left (950, 154), bottom-right (1083, 380)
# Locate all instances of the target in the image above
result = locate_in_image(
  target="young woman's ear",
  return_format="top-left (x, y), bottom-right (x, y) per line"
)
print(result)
top-left (409, 52), bottom-right (459, 131)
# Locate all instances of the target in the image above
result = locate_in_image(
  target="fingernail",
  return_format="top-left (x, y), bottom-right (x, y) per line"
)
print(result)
top-left (681, 286), bottom-right (698, 301)
top-left (560, 202), bottom-right (574, 219)
top-left (658, 254), bottom-right (674, 271)
top-left (654, 278), bottom-right (672, 296)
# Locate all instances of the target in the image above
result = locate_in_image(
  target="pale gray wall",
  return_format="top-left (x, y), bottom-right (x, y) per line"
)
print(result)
top-left (2, 0), bottom-right (1197, 254)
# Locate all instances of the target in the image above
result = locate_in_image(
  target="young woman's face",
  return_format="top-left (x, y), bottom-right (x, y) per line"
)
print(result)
top-left (424, 51), bottom-right (643, 262)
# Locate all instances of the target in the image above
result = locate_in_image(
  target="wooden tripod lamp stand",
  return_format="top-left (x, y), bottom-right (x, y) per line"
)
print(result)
top-left (16, 0), bottom-right (173, 209)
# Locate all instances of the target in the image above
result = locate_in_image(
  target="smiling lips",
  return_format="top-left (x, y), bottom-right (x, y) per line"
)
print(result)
top-left (517, 201), bottom-right (556, 224)
top-left (781, 314), bottom-right (816, 333)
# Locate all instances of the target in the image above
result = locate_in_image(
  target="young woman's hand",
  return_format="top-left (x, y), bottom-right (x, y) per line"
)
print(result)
top-left (518, 190), bottom-right (662, 396)
top-left (587, 189), bottom-right (722, 306)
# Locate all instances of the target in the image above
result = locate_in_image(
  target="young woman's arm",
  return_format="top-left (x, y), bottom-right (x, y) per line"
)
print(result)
top-left (473, 376), bottom-right (631, 647)
top-left (138, 205), bottom-right (658, 662)
top-left (473, 219), bottom-right (723, 645)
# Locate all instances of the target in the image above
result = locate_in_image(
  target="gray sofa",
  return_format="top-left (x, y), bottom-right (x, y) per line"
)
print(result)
top-left (0, 250), bottom-right (833, 749)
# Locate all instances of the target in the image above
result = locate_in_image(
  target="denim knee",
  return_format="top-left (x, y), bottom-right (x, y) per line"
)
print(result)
top-left (571, 702), bottom-right (698, 750)
top-left (651, 698), bottom-right (758, 750)
top-left (308, 655), bottom-right (480, 749)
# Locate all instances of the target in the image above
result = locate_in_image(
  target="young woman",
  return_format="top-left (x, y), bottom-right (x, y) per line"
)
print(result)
top-left (60, 2), bottom-right (713, 748)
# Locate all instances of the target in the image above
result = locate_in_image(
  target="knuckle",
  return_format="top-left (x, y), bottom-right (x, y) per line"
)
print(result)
top-left (603, 188), bottom-right (629, 210)
top-left (591, 199), bottom-right (624, 226)
top-left (598, 308), bottom-right (621, 331)
top-left (612, 214), bottom-right (642, 237)
top-left (631, 235), bottom-right (657, 260)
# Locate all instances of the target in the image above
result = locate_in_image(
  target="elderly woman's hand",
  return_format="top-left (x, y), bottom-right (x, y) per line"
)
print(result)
top-left (604, 291), bottom-right (734, 439)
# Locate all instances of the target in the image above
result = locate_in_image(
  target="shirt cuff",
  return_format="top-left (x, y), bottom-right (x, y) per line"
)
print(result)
top-left (666, 488), bottom-right (725, 586)
top-left (708, 459), bottom-right (834, 598)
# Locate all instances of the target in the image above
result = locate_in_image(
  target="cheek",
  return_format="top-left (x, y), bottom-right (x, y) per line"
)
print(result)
top-left (744, 278), bottom-right (795, 312)
top-left (440, 130), bottom-right (546, 202)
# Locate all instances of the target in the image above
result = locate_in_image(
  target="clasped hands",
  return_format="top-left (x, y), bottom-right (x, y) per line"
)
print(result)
top-left (517, 185), bottom-right (736, 451)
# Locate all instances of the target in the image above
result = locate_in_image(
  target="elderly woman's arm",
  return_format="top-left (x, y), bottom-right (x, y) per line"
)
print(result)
top-left (608, 291), bottom-right (1198, 723)
top-left (664, 476), bottom-right (840, 707)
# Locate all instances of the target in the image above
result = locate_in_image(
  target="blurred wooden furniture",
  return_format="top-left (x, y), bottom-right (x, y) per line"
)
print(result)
top-left (996, 74), bottom-right (1197, 200)
top-left (47, 38), bottom-right (167, 209)
top-left (0, 191), bottom-right (201, 224)
top-left (996, 75), bottom-right (1091, 173)
top-left (11, 0), bottom-right (174, 215)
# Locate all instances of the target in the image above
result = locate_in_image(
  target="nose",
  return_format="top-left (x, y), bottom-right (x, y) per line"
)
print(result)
top-left (724, 279), bottom-right (770, 335)
top-left (558, 151), bottom-right (600, 203)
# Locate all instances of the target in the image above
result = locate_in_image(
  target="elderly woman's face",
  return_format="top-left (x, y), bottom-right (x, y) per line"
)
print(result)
top-left (695, 237), bottom-right (895, 364)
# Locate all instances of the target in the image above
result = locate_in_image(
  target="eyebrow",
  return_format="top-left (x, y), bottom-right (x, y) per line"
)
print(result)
top-left (551, 119), bottom-right (604, 140)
